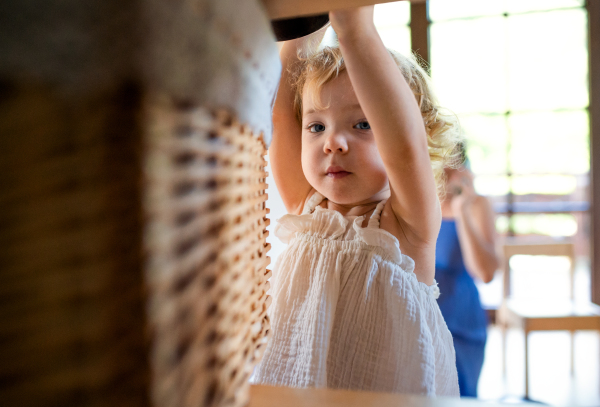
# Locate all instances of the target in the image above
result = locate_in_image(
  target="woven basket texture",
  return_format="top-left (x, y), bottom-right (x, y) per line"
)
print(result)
top-left (2, 0), bottom-right (277, 405)
top-left (144, 101), bottom-right (272, 407)
top-left (0, 85), bottom-right (273, 407)
top-left (0, 82), bottom-right (150, 407)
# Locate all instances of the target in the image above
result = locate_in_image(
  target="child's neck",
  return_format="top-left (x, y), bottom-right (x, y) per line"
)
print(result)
top-left (322, 190), bottom-right (390, 217)
top-left (324, 200), bottom-right (379, 217)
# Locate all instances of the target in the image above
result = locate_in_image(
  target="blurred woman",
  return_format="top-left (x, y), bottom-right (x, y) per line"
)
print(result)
top-left (436, 151), bottom-right (500, 397)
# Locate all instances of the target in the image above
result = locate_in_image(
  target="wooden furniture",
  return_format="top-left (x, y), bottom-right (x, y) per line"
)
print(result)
top-left (249, 385), bottom-right (534, 407)
top-left (262, 0), bottom-right (424, 20)
top-left (589, 0), bottom-right (600, 310)
top-left (497, 243), bottom-right (600, 399)
top-left (0, 0), bottom-right (277, 406)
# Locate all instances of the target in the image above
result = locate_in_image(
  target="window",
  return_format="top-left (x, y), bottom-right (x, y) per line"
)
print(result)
top-left (429, 0), bottom-right (590, 242)
top-left (374, 1), bottom-right (412, 55)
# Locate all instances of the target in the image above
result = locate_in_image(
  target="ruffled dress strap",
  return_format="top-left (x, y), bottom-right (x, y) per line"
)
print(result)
top-left (302, 191), bottom-right (326, 215)
top-left (367, 199), bottom-right (387, 229)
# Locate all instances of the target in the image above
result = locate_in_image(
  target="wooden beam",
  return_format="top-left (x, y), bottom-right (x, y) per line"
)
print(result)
top-left (589, 0), bottom-right (600, 305)
top-left (263, 0), bottom-right (424, 20)
top-left (410, 0), bottom-right (429, 68)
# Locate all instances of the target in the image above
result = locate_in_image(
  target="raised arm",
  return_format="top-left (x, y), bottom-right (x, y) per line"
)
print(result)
top-left (450, 172), bottom-right (500, 283)
top-left (330, 8), bottom-right (441, 243)
top-left (270, 29), bottom-right (327, 215)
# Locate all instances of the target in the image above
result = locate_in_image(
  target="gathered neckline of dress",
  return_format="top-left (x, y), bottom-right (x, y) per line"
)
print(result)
top-left (273, 191), bottom-right (440, 299)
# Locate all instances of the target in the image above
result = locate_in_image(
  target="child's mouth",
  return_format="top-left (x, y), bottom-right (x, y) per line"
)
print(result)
top-left (327, 171), bottom-right (350, 179)
top-left (326, 166), bottom-right (351, 179)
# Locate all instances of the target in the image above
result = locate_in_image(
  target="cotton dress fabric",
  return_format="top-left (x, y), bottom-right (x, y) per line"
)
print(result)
top-left (251, 192), bottom-right (459, 397)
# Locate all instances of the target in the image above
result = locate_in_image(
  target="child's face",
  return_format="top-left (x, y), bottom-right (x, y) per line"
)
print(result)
top-left (301, 72), bottom-right (389, 205)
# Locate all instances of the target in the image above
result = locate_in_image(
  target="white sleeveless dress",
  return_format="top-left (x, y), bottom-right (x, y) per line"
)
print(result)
top-left (252, 192), bottom-right (459, 397)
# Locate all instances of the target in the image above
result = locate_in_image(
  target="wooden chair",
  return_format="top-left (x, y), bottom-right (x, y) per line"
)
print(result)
top-left (497, 242), bottom-right (600, 399)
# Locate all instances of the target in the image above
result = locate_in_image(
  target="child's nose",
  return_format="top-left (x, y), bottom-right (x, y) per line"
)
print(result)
top-left (323, 132), bottom-right (349, 154)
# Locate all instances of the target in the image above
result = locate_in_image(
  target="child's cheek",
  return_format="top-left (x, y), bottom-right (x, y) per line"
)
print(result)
top-left (364, 143), bottom-right (386, 171)
top-left (364, 146), bottom-right (388, 187)
top-left (300, 142), bottom-right (320, 184)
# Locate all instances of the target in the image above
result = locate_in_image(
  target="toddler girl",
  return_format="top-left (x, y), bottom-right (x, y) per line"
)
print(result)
top-left (252, 7), bottom-right (460, 396)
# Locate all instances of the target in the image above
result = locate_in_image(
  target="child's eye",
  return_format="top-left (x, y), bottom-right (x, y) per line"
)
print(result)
top-left (308, 123), bottom-right (326, 133)
top-left (355, 121), bottom-right (371, 130)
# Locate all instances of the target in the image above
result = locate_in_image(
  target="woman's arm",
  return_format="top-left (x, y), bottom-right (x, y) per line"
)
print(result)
top-left (270, 29), bottom-right (327, 215)
top-left (330, 8), bottom-right (441, 243)
top-left (450, 174), bottom-right (500, 283)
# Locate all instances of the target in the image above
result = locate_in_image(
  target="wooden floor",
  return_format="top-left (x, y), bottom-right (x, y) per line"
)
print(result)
top-left (249, 384), bottom-right (533, 407)
top-left (477, 258), bottom-right (600, 406)
top-left (478, 327), bottom-right (600, 406)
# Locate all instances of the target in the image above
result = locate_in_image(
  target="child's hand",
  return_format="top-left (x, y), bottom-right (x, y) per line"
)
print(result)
top-left (329, 6), bottom-right (375, 39)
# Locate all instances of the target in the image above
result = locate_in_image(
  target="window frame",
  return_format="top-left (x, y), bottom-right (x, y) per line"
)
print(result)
top-left (410, 0), bottom-right (600, 304)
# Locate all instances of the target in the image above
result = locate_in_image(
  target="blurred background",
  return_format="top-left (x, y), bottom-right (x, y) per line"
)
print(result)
top-left (266, 0), bottom-right (598, 405)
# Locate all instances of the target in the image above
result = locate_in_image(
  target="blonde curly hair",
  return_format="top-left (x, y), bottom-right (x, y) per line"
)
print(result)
top-left (291, 46), bottom-right (463, 196)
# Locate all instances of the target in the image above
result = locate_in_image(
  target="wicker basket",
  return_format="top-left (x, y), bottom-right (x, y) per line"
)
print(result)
top-left (0, 83), bottom-right (150, 407)
top-left (0, 86), bottom-right (273, 407)
top-left (1, 0), bottom-right (276, 404)
top-left (144, 101), bottom-right (271, 407)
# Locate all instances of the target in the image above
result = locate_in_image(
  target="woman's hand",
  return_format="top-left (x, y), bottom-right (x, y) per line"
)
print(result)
top-left (329, 6), bottom-right (375, 40)
top-left (447, 169), bottom-right (499, 283)
top-left (449, 170), bottom-right (477, 217)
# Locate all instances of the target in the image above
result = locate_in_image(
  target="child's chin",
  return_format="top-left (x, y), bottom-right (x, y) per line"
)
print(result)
top-left (322, 190), bottom-right (365, 205)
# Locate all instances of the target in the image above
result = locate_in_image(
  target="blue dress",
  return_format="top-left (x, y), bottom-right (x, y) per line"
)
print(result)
top-left (436, 219), bottom-right (488, 397)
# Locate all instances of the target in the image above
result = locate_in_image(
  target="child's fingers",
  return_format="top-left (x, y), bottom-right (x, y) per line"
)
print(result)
top-left (329, 6), bottom-right (374, 37)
